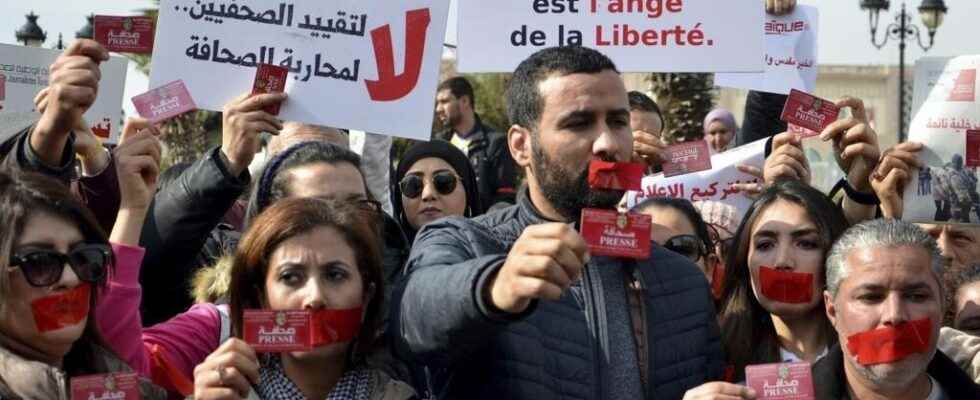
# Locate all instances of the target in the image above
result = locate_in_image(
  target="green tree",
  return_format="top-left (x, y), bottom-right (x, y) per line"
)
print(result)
top-left (647, 73), bottom-right (715, 144)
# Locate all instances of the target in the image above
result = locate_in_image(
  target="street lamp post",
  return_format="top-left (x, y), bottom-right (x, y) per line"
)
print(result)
top-left (15, 11), bottom-right (47, 47)
top-left (76, 15), bottom-right (94, 39)
top-left (860, 0), bottom-right (948, 143)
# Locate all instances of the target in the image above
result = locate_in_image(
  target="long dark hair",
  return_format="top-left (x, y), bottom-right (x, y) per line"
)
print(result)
top-left (229, 197), bottom-right (384, 363)
top-left (0, 171), bottom-right (114, 374)
top-left (718, 180), bottom-right (847, 380)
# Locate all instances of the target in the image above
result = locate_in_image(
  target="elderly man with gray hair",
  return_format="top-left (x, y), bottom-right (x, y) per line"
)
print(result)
top-left (812, 219), bottom-right (980, 399)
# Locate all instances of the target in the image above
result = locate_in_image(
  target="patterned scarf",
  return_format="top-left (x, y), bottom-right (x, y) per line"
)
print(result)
top-left (256, 355), bottom-right (374, 400)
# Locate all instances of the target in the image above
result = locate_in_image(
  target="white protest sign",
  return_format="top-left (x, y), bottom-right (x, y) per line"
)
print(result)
top-left (457, 0), bottom-right (764, 73)
top-left (715, 5), bottom-right (818, 95)
top-left (151, 0), bottom-right (451, 141)
top-left (902, 56), bottom-right (980, 225)
top-left (625, 138), bottom-right (767, 220)
top-left (0, 43), bottom-right (127, 143)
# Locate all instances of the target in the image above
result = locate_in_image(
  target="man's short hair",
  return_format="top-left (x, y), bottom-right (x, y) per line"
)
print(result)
top-left (437, 76), bottom-right (475, 106)
top-left (506, 46), bottom-right (619, 131)
top-left (628, 91), bottom-right (661, 114)
top-left (825, 219), bottom-right (944, 299)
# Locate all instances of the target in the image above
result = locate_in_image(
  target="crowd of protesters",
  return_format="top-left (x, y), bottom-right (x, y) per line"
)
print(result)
top-left (3, 1), bottom-right (980, 399)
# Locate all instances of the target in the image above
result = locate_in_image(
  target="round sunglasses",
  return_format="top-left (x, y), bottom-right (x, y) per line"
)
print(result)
top-left (399, 171), bottom-right (459, 199)
top-left (8, 244), bottom-right (111, 287)
top-left (663, 234), bottom-right (707, 263)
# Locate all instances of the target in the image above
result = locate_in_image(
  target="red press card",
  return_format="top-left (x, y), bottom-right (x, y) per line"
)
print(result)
top-left (131, 80), bottom-right (197, 124)
top-left (662, 140), bottom-right (712, 178)
top-left (967, 130), bottom-right (980, 168)
top-left (243, 310), bottom-right (313, 352)
top-left (781, 89), bottom-right (839, 134)
top-left (93, 16), bottom-right (155, 54)
top-left (252, 64), bottom-right (288, 115)
top-left (580, 208), bottom-right (651, 259)
top-left (745, 362), bottom-right (815, 400)
top-left (70, 372), bottom-right (141, 400)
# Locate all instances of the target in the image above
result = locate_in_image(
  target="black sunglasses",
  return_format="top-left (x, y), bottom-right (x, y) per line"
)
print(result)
top-left (663, 235), bottom-right (706, 263)
top-left (399, 171), bottom-right (458, 199)
top-left (9, 244), bottom-right (111, 287)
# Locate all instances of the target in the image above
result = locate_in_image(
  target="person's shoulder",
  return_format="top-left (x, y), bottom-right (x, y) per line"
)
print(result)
top-left (365, 367), bottom-right (417, 400)
top-left (647, 243), bottom-right (708, 279)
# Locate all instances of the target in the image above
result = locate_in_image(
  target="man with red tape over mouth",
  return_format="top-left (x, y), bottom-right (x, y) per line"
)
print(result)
top-left (814, 219), bottom-right (980, 399)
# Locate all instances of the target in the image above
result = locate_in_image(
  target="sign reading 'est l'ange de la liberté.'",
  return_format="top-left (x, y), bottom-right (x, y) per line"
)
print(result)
top-left (457, 0), bottom-right (764, 73)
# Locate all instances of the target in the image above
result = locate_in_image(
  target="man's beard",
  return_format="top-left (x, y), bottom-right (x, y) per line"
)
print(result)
top-left (531, 136), bottom-right (624, 221)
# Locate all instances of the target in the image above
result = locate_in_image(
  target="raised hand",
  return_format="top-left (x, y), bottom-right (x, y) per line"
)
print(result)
top-left (221, 92), bottom-right (287, 176)
top-left (632, 129), bottom-right (668, 167)
top-left (115, 118), bottom-right (162, 211)
top-left (683, 382), bottom-right (757, 400)
top-left (488, 223), bottom-right (589, 314)
top-left (764, 132), bottom-right (810, 185)
top-left (766, 0), bottom-right (797, 15)
top-left (820, 97), bottom-right (881, 194)
top-left (32, 39), bottom-right (109, 166)
top-left (871, 142), bottom-right (924, 219)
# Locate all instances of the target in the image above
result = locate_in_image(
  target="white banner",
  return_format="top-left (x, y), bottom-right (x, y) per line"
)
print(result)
top-left (457, 0), bottom-right (764, 73)
top-left (714, 5), bottom-right (819, 95)
top-left (902, 56), bottom-right (980, 225)
top-left (0, 43), bottom-right (127, 143)
top-left (151, 0), bottom-right (451, 141)
top-left (625, 138), bottom-right (767, 220)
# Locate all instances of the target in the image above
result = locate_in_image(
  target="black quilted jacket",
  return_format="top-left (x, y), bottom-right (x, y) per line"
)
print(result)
top-left (392, 188), bottom-right (726, 399)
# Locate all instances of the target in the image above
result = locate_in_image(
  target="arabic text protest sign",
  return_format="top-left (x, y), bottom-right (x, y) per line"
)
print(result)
top-left (0, 44), bottom-right (127, 143)
top-left (457, 0), bottom-right (764, 73)
top-left (151, 0), bottom-right (451, 141)
top-left (901, 56), bottom-right (980, 225)
top-left (715, 5), bottom-right (818, 95)
top-left (625, 138), bottom-right (767, 221)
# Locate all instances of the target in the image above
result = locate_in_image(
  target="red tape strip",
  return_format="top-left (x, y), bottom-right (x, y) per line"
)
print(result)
top-left (846, 318), bottom-right (932, 366)
top-left (30, 284), bottom-right (91, 333)
top-left (759, 266), bottom-right (814, 304)
top-left (309, 307), bottom-right (363, 348)
top-left (587, 160), bottom-right (644, 191)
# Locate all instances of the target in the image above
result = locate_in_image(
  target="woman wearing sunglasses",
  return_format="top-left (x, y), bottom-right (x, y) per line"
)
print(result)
top-left (682, 180), bottom-right (849, 399)
top-left (0, 167), bottom-right (167, 399)
top-left (392, 140), bottom-right (483, 243)
top-left (632, 197), bottom-right (720, 295)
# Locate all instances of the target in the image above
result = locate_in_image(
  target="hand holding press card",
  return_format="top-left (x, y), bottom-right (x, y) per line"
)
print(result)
top-left (745, 361), bottom-right (815, 400)
top-left (661, 140), bottom-right (712, 177)
top-left (244, 308), bottom-right (363, 352)
top-left (580, 208), bottom-right (651, 259)
top-left (252, 64), bottom-right (289, 115)
top-left (132, 80), bottom-right (197, 124)
top-left (71, 372), bottom-right (141, 400)
top-left (781, 89), bottom-right (840, 135)
top-left (93, 16), bottom-right (155, 54)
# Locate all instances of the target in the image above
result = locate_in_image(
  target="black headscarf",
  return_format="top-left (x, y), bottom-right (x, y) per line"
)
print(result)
top-left (391, 140), bottom-right (483, 242)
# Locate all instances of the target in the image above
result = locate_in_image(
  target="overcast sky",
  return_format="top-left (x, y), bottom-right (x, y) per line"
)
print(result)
top-left (2, 0), bottom-right (978, 116)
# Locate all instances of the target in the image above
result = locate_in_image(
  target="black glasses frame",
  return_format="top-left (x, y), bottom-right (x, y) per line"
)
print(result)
top-left (399, 171), bottom-right (459, 199)
top-left (9, 244), bottom-right (112, 287)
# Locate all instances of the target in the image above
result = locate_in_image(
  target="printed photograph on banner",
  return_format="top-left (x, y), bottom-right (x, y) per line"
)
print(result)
top-left (150, 0), bottom-right (451, 140)
top-left (715, 5), bottom-right (818, 95)
top-left (902, 55), bottom-right (980, 225)
top-left (0, 44), bottom-right (128, 143)
top-left (456, 0), bottom-right (764, 73)
top-left (625, 138), bottom-right (767, 223)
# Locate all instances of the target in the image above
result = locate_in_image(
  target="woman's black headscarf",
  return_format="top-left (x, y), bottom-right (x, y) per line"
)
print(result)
top-left (391, 140), bottom-right (483, 242)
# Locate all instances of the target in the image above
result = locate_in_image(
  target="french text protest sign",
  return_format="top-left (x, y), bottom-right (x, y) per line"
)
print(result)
top-left (457, 0), bottom-right (764, 73)
top-left (902, 56), bottom-right (980, 225)
top-left (0, 44), bottom-right (127, 143)
top-left (715, 5), bottom-right (819, 95)
top-left (624, 138), bottom-right (767, 220)
top-left (151, 0), bottom-right (451, 141)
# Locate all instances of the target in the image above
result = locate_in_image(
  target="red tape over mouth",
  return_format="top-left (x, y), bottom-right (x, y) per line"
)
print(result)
top-left (759, 266), bottom-right (814, 304)
top-left (587, 160), bottom-right (644, 191)
top-left (309, 307), bottom-right (363, 348)
top-left (30, 284), bottom-right (91, 333)
top-left (846, 318), bottom-right (933, 366)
